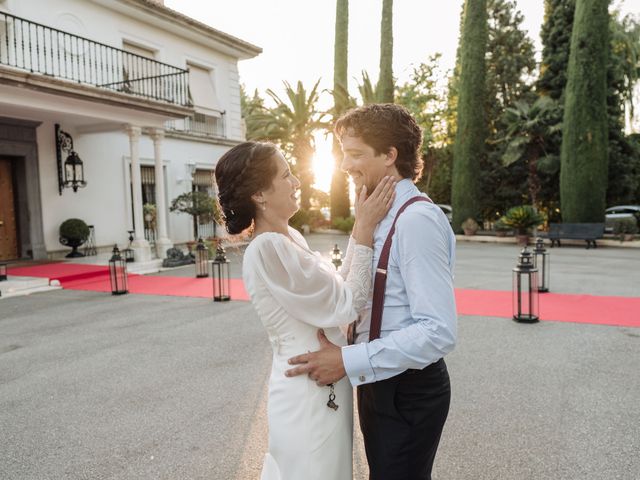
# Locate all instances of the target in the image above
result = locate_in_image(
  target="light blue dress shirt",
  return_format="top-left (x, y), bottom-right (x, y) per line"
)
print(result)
top-left (341, 179), bottom-right (457, 386)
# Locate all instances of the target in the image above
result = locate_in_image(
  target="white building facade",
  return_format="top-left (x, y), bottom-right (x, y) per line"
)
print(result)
top-left (0, 0), bottom-right (260, 262)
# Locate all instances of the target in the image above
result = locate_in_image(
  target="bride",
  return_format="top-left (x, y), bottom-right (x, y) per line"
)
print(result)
top-left (215, 141), bottom-right (395, 480)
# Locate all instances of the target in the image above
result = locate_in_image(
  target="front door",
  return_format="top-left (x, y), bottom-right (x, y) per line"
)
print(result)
top-left (0, 157), bottom-right (19, 260)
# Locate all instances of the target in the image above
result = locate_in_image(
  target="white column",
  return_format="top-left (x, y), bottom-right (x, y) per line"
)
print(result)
top-left (150, 128), bottom-right (172, 259)
top-left (125, 125), bottom-right (151, 262)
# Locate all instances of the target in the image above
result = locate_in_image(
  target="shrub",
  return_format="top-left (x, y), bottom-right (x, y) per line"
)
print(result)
top-left (612, 217), bottom-right (638, 240)
top-left (499, 205), bottom-right (545, 235)
top-left (59, 218), bottom-right (90, 242)
top-left (332, 216), bottom-right (355, 233)
top-left (461, 217), bottom-right (479, 234)
top-left (493, 218), bottom-right (512, 232)
top-left (289, 209), bottom-right (311, 233)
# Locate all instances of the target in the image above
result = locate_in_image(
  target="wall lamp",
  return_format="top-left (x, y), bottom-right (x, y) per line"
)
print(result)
top-left (55, 124), bottom-right (87, 195)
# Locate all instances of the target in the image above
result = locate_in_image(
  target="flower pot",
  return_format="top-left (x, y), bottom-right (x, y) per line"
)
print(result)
top-left (463, 228), bottom-right (477, 236)
top-left (60, 237), bottom-right (86, 258)
top-left (516, 234), bottom-right (529, 246)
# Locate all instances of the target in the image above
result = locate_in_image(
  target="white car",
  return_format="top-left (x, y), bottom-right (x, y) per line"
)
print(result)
top-left (604, 205), bottom-right (640, 232)
top-left (438, 204), bottom-right (453, 224)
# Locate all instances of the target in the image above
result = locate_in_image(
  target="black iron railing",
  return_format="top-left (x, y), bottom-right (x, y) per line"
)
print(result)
top-left (166, 111), bottom-right (226, 138)
top-left (0, 12), bottom-right (190, 106)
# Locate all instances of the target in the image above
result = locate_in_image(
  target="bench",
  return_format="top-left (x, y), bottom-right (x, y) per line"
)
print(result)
top-left (546, 223), bottom-right (605, 249)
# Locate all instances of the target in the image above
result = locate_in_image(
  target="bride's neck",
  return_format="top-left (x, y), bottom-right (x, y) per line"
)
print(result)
top-left (253, 215), bottom-right (290, 238)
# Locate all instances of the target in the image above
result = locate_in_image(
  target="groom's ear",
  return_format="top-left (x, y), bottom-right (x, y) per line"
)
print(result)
top-left (384, 146), bottom-right (398, 167)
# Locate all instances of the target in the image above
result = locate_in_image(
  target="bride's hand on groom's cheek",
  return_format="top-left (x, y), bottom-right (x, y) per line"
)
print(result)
top-left (285, 329), bottom-right (346, 386)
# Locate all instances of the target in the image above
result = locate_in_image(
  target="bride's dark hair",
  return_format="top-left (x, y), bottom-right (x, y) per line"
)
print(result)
top-left (215, 141), bottom-right (279, 235)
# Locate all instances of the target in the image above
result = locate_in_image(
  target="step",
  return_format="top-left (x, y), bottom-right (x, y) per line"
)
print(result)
top-left (0, 276), bottom-right (62, 299)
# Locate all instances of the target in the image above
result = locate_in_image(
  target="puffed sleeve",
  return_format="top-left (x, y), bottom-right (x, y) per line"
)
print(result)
top-left (250, 233), bottom-right (372, 327)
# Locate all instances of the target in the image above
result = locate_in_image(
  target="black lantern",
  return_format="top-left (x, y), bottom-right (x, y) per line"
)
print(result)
top-left (195, 238), bottom-right (209, 278)
top-left (533, 237), bottom-right (550, 293)
top-left (211, 242), bottom-right (230, 302)
top-left (331, 244), bottom-right (343, 270)
top-left (55, 124), bottom-right (87, 194)
top-left (0, 262), bottom-right (7, 281)
top-left (108, 245), bottom-right (128, 295)
top-left (512, 247), bottom-right (539, 323)
top-left (123, 230), bottom-right (135, 263)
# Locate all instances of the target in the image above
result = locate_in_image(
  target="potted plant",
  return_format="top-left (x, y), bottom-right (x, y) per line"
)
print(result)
top-left (59, 218), bottom-right (90, 258)
top-left (143, 203), bottom-right (157, 229)
top-left (170, 191), bottom-right (219, 238)
top-left (493, 218), bottom-right (512, 237)
top-left (499, 205), bottom-right (544, 246)
top-left (461, 218), bottom-right (479, 236)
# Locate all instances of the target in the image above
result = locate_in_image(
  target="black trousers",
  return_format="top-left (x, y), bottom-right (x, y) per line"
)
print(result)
top-left (357, 358), bottom-right (451, 480)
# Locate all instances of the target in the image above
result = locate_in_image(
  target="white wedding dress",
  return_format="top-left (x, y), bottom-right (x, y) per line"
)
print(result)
top-left (242, 227), bottom-right (373, 480)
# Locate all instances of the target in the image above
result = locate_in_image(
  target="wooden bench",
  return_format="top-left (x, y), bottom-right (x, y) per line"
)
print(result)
top-left (546, 223), bottom-right (605, 249)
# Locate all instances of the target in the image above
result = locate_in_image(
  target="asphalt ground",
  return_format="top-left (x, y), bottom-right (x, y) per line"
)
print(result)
top-left (1, 236), bottom-right (639, 479)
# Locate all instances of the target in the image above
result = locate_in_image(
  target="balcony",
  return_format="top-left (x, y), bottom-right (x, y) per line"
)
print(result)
top-left (0, 11), bottom-right (190, 107)
top-left (165, 111), bottom-right (226, 140)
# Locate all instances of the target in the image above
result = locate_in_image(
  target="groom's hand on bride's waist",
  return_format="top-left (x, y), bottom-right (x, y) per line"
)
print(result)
top-left (285, 329), bottom-right (346, 386)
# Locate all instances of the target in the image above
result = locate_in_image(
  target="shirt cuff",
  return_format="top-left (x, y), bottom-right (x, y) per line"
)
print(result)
top-left (341, 343), bottom-right (375, 387)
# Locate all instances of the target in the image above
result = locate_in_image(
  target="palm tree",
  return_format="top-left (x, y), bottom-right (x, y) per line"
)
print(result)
top-left (357, 71), bottom-right (379, 105)
top-left (252, 80), bottom-right (326, 210)
top-left (377, 0), bottom-right (394, 103)
top-left (500, 96), bottom-right (561, 206)
top-left (331, 0), bottom-right (351, 220)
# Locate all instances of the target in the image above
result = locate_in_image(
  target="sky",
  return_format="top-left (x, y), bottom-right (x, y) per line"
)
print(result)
top-left (165, 0), bottom-right (639, 191)
top-left (166, 0), bottom-right (639, 101)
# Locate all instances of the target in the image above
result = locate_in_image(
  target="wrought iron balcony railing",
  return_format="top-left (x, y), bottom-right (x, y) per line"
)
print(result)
top-left (0, 11), bottom-right (190, 106)
top-left (166, 112), bottom-right (226, 139)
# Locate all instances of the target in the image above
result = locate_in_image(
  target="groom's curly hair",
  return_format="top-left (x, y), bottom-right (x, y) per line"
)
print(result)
top-left (334, 103), bottom-right (424, 181)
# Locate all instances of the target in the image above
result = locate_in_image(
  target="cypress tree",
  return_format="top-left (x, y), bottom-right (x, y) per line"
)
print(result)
top-left (537, 0), bottom-right (576, 100)
top-left (560, 0), bottom-right (609, 222)
top-left (377, 0), bottom-right (394, 103)
top-left (452, 0), bottom-right (488, 231)
top-left (330, 0), bottom-right (351, 220)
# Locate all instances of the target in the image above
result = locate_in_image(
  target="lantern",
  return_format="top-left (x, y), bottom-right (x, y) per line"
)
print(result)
top-left (109, 245), bottom-right (128, 295)
top-left (533, 237), bottom-right (550, 293)
top-left (331, 244), bottom-right (343, 270)
top-left (512, 246), bottom-right (539, 323)
top-left (0, 262), bottom-right (7, 281)
top-left (195, 238), bottom-right (209, 278)
top-left (211, 243), bottom-right (230, 302)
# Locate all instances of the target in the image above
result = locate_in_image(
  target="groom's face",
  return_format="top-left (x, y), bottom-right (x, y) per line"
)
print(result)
top-left (340, 133), bottom-right (389, 194)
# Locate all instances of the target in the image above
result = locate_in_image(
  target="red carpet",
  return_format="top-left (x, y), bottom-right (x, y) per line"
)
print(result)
top-left (455, 289), bottom-right (640, 328)
top-left (9, 263), bottom-right (639, 328)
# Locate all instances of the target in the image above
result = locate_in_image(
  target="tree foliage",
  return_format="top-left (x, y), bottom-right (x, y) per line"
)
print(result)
top-left (560, 0), bottom-right (609, 222)
top-left (452, 0), bottom-right (488, 231)
top-left (247, 80), bottom-right (326, 210)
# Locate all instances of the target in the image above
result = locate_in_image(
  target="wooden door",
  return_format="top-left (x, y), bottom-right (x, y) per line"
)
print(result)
top-left (0, 157), bottom-right (18, 260)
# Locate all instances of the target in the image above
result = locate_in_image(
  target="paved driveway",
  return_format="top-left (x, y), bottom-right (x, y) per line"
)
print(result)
top-left (1, 238), bottom-right (638, 479)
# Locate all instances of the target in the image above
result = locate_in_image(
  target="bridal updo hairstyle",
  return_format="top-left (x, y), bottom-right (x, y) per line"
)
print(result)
top-left (215, 141), bottom-right (279, 235)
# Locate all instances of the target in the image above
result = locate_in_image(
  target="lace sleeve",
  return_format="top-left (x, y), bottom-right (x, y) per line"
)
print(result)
top-left (338, 236), bottom-right (356, 280)
top-left (344, 244), bottom-right (373, 311)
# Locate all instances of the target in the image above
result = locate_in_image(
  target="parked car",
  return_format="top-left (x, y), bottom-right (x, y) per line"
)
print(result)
top-left (604, 205), bottom-right (640, 233)
top-left (438, 204), bottom-right (453, 224)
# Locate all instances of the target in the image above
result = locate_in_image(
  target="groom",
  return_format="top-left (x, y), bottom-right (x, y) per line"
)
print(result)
top-left (286, 103), bottom-right (457, 480)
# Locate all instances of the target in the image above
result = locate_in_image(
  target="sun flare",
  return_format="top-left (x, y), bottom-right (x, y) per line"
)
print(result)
top-left (311, 131), bottom-right (335, 193)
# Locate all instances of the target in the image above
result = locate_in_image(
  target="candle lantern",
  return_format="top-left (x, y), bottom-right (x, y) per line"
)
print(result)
top-left (211, 242), bottom-right (230, 302)
top-left (195, 238), bottom-right (209, 278)
top-left (512, 246), bottom-right (539, 323)
top-left (0, 262), bottom-right (7, 281)
top-left (331, 244), bottom-right (343, 270)
top-left (533, 237), bottom-right (550, 293)
top-left (109, 245), bottom-right (128, 295)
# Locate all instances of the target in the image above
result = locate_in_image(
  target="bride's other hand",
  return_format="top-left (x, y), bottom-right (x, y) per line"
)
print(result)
top-left (352, 176), bottom-right (396, 247)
